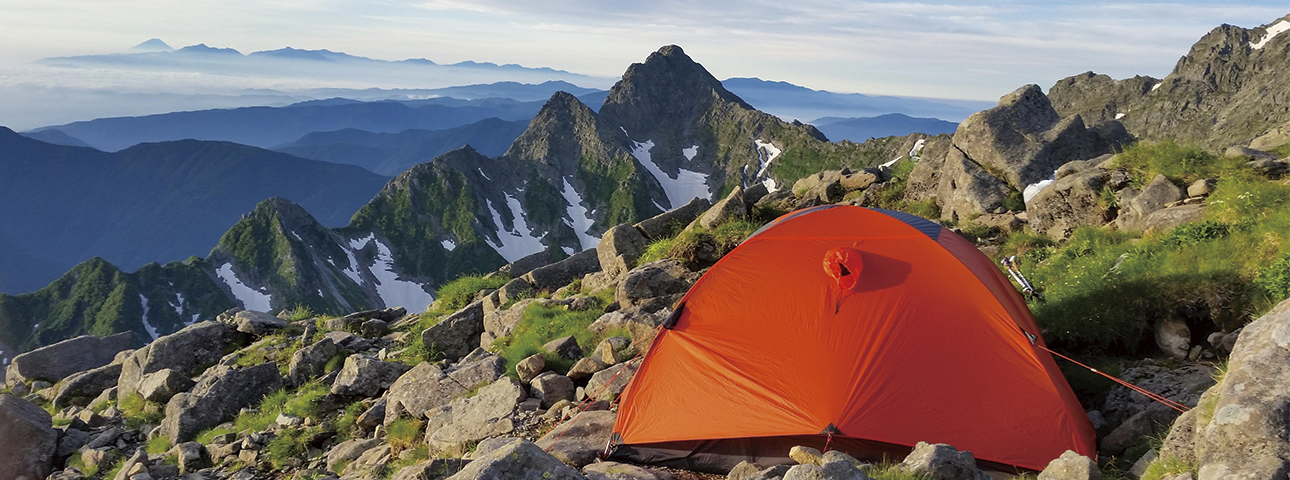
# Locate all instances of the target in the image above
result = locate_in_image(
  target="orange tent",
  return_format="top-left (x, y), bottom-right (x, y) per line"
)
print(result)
top-left (608, 205), bottom-right (1095, 472)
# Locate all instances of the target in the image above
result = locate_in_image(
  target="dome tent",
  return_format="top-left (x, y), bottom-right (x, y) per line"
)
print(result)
top-left (607, 205), bottom-right (1095, 472)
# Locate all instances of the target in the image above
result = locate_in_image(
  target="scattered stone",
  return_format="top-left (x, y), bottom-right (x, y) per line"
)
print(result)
top-left (0, 394), bottom-right (58, 480)
top-left (357, 398), bottom-right (386, 430)
top-left (1224, 146), bottom-right (1278, 161)
top-left (790, 445), bottom-right (824, 465)
top-left (118, 321), bottom-right (242, 400)
top-left (840, 169), bottom-right (879, 191)
top-left (170, 442), bottom-right (206, 474)
top-left (389, 458), bottom-right (470, 480)
top-left (1153, 317), bottom-right (1191, 361)
top-left (899, 442), bottom-right (989, 480)
top-left (330, 355), bottom-right (411, 397)
top-left (137, 369), bottom-right (196, 403)
top-left (535, 410), bottom-right (617, 468)
top-left (635, 197), bottom-right (711, 240)
top-left (81, 448), bottom-right (117, 474)
top-left (696, 186), bottom-right (748, 229)
top-left (585, 362), bottom-right (637, 402)
top-left (383, 352), bottom-right (504, 425)
top-left (523, 249), bottom-right (602, 291)
top-left (52, 363), bottom-right (123, 408)
top-left (56, 426), bottom-right (91, 458)
top-left (583, 461), bottom-right (677, 480)
top-left (588, 307), bottom-right (668, 344)
top-left (326, 437), bottom-right (381, 474)
top-left (111, 448), bottom-right (148, 480)
top-left (727, 461), bottom-right (764, 480)
top-left (6, 333), bottom-right (132, 386)
top-left (1129, 450), bottom-right (1157, 479)
top-left (75, 409), bottom-right (106, 428)
top-left (424, 377), bottom-right (526, 452)
top-left (516, 354), bottom-right (546, 383)
top-left (423, 300), bottom-right (487, 363)
top-left (360, 319), bottom-right (389, 338)
top-left (288, 337), bottom-right (341, 386)
top-left (598, 224), bottom-right (651, 279)
top-left (324, 331), bottom-right (373, 352)
top-left (1038, 450), bottom-right (1100, 480)
top-left (160, 363), bottom-right (283, 443)
top-left (567, 358), bottom-right (609, 381)
top-left (1100, 410), bottom-right (1157, 456)
top-left (1186, 179), bottom-right (1215, 197)
top-left (1117, 174), bottom-right (1183, 231)
top-left (87, 427), bottom-right (123, 449)
top-left (1141, 205), bottom-right (1206, 233)
top-left (542, 336), bottom-right (584, 360)
top-left (596, 337), bottom-right (635, 364)
top-left (447, 438), bottom-right (585, 479)
top-left (232, 310), bottom-right (287, 336)
top-left (530, 372), bottom-right (576, 408)
top-left (616, 259), bottom-right (700, 311)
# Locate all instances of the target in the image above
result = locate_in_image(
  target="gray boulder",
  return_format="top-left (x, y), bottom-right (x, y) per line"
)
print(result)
top-left (0, 394), bottom-right (58, 480)
top-left (356, 398), bottom-right (386, 430)
top-left (391, 459), bottom-right (470, 480)
top-left (445, 438), bottom-right (585, 479)
top-left (117, 321), bottom-right (241, 400)
top-left (424, 377), bottom-right (526, 452)
top-left (137, 369), bottom-right (196, 403)
top-left (953, 84), bottom-right (1096, 188)
top-left (523, 249), bottom-right (602, 291)
top-left (588, 307), bottom-right (668, 343)
top-left (542, 336), bottom-right (584, 360)
top-left (6, 333), bottom-right (132, 386)
top-left (288, 337), bottom-right (341, 386)
top-left (1117, 174), bottom-right (1183, 231)
top-left (55, 426), bottom-right (90, 458)
top-left (595, 337), bottom-right (635, 365)
top-left (567, 357), bottom-right (609, 381)
top-left (585, 362), bottom-right (637, 401)
top-left (635, 197), bottom-right (711, 240)
top-left (598, 225), bottom-right (651, 280)
top-left (934, 147), bottom-right (1010, 223)
top-left (583, 462), bottom-right (676, 480)
top-left (900, 442), bottom-right (989, 480)
top-left (482, 299), bottom-right (536, 344)
top-left (1155, 298), bottom-right (1290, 479)
top-left (530, 372), bottom-right (576, 408)
top-left (516, 354), bottom-right (545, 383)
top-left (1038, 450), bottom-right (1100, 480)
top-left (1026, 165), bottom-right (1110, 239)
top-left (1142, 205), bottom-right (1207, 233)
top-left (423, 300), bottom-right (486, 362)
top-left (160, 363), bottom-right (283, 442)
top-left (170, 442), bottom-right (207, 474)
top-left (232, 310), bottom-right (287, 336)
top-left (535, 410), bottom-right (617, 468)
top-left (330, 354), bottom-right (411, 397)
top-left (1154, 317), bottom-right (1192, 361)
top-left (327, 437), bottom-right (381, 474)
top-left (52, 363), bottom-right (122, 408)
top-left (498, 278), bottom-right (535, 305)
top-left (696, 186), bottom-right (748, 229)
top-left (616, 259), bottom-right (700, 311)
top-left (384, 353), bottom-right (504, 425)
top-left (783, 462), bottom-right (869, 480)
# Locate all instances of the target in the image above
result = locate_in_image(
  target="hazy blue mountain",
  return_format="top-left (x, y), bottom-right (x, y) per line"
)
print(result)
top-left (0, 128), bottom-right (389, 294)
top-left (20, 129), bottom-right (96, 149)
top-left (274, 118), bottom-right (529, 175)
top-left (810, 113), bottom-right (959, 142)
top-left (130, 38), bottom-right (173, 52)
top-left (722, 77), bottom-right (992, 123)
top-left (32, 100), bottom-right (547, 152)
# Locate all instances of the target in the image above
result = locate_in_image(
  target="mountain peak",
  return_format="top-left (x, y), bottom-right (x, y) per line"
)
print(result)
top-left (131, 38), bottom-right (173, 52)
top-left (502, 91), bottom-right (609, 170)
top-left (600, 45), bottom-right (752, 140)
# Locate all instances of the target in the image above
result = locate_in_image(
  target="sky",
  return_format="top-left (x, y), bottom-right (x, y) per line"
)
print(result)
top-left (0, 1), bottom-right (1286, 102)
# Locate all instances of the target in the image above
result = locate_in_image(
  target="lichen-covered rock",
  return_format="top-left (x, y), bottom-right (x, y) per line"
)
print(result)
top-left (232, 310), bottom-right (287, 336)
top-left (696, 186), bottom-right (748, 228)
top-left (1155, 298), bottom-right (1290, 479)
top-left (423, 300), bottom-right (487, 362)
top-left (6, 333), bottom-right (132, 386)
top-left (160, 363), bottom-right (282, 443)
top-left (789, 445), bottom-right (824, 465)
top-left (567, 357), bottom-right (609, 381)
top-left (424, 378), bottom-right (526, 452)
top-left (117, 321), bottom-right (241, 400)
top-left (52, 363), bottom-right (122, 408)
top-left (523, 249), bottom-right (602, 291)
top-left (327, 437), bottom-right (381, 474)
top-left (446, 438), bottom-right (585, 479)
top-left (530, 372), bottom-right (576, 408)
top-left (616, 259), bottom-right (700, 311)
top-left (137, 369), bottom-right (196, 403)
top-left (516, 354), bottom-right (545, 383)
top-left (598, 224), bottom-right (651, 279)
top-left (0, 395), bottom-right (58, 480)
top-left (1026, 165), bottom-right (1110, 239)
top-left (900, 442), bottom-right (990, 480)
top-left (1038, 450), bottom-right (1101, 480)
top-left (535, 410), bottom-right (617, 467)
top-left (288, 337), bottom-right (341, 386)
top-left (384, 352), bottom-right (504, 425)
top-left (330, 355), bottom-right (411, 397)
top-left (934, 147), bottom-right (1010, 223)
top-left (635, 197), bottom-right (712, 240)
top-left (390, 458), bottom-right (470, 480)
top-left (583, 461), bottom-right (677, 480)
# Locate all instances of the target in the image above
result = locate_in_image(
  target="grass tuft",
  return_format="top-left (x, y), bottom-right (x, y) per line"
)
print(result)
top-left (433, 274), bottom-right (510, 312)
top-left (386, 418), bottom-right (424, 455)
top-left (146, 436), bottom-right (173, 455)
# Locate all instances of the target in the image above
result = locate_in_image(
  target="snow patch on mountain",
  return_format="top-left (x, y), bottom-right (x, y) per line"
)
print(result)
top-left (339, 234), bottom-right (373, 284)
top-left (561, 179), bottom-right (600, 250)
top-left (683, 145), bottom-right (698, 161)
top-left (441, 239), bottom-right (457, 251)
top-left (485, 197), bottom-right (547, 262)
top-left (139, 294), bottom-right (159, 341)
top-left (753, 140), bottom-right (782, 191)
top-left (216, 263), bottom-right (273, 312)
top-left (1252, 20), bottom-right (1290, 50)
top-left (478, 168), bottom-right (492, 181)
top-left (631, 139), bottom-right (711, 208)
top-left (367, 238), bottom-right (434, 311)
top-left (169, 291), bottom-right (199, 326)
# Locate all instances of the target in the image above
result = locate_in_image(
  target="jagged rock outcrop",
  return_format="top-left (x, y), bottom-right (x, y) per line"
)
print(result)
top-left (1116, 174), bottom-right (1184, 232)
top-left (287, 337), bottom-right (341, 386)
top-left (1156, 298), bottom-right (1290, 479)
top-left (0, 394), bottom-right (57, 480)
top-left (137, 368), bottom-right (196, 403)
top-left (5, 333), bottom-right (132, 386)
top-left (522, 249), bottom-right (601, 291)
top-left (616, 259), bottom-right (701, 312)
top-left (935, 147), bottom-right (1011, 222)
top-left (118, 321), bottom-right (242, 400)
top-left (1026, 158), bottom-right (1112, 239)
top-left (953, 85), bottom-right (1099, 188)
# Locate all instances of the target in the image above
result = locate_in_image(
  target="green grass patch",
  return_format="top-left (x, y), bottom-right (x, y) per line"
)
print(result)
top-left (334, 401), bottom-right (366, 441)
top-left (394, 445), bottom-right (431, 469)
top-left (866, 461), bottom-right (931, 480)
top-left (265, 426), bottom-right (316, 469)
top-left (494, 296), bottom-right (614, 376)
top-left (636, 219), bottom-right (762, 266)
top-left (386, 418), bottom-right (424, 455)
top-left (1111, 141), bottom-right (1246, 186)
top-left (1140, 455), bottom-right (1196, 480)
top-left (195, 427), bottom-right (236, 445)
top-left (146, 436), bottom-right (173, 455)
top-left (284, 382), bottom-right (329, 420)
top-left (283, 305), bottom-right (316, 322)
top-left (234, 388), bottom-right (290, 433)
top-left (119, 393), bottom-right (165, 429)
top-left (433, 274), bottom-right (510, 312)
top-left (67, 451), bottom-right (98, 477)
top-left (1208, 173), bottom-right (1290, 224)
top-left (103, 458), bottom-right (127, 480)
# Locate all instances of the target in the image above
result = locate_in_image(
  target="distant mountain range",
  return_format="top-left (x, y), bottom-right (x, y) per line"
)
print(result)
top-left (810, 114), bottom-right (959, 143)
top-left (721, 77), bottom-right (992, 123)
top-left (0, 129), bottom-right (389, 294)
top-left (273, 118), bottom-right (529, 176)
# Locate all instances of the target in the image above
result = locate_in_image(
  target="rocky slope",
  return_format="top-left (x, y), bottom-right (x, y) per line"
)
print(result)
top-left (1047, 15), bottom-right (1290, 151)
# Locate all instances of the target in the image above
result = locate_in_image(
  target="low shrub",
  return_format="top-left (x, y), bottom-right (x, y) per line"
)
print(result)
top-left (283, 306), bottom-right (316, 322)
top-left (1255, 253), bottom-right (1290, 303)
